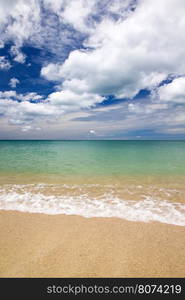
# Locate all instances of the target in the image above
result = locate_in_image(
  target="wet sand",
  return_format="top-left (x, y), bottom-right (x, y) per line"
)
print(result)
top-left (0, 210), bottom-right (185, 277)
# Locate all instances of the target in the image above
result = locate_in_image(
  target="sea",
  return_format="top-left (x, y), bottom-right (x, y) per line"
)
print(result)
top-left (0, 140), bottom-right (185, 226)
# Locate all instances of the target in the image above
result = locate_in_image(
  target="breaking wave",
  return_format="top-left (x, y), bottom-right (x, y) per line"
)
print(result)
top-left (0, 184), bottom-right (185, 226)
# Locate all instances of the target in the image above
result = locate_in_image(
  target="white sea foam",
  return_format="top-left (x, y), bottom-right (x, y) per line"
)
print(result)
top-left (0, 184), bottom-right (185, 226)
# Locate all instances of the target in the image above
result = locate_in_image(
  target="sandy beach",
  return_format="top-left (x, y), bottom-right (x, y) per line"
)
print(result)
top-left (0, 210), bottom-right (185, 277)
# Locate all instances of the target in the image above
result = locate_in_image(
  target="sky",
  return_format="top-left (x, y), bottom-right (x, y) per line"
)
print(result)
top-left (0, 0), bottom-right (185, 140)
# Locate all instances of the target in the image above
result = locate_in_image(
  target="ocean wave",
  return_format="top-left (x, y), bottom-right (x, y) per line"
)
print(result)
top-left (0, 184), bottom-right (185, 226)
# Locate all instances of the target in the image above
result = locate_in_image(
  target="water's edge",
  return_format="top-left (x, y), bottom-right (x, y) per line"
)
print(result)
top-left (1, 183), bottom-right (185, 226)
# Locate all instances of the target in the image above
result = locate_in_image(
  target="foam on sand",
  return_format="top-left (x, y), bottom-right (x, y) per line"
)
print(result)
top-left (0, 183), bottom-right (185, 226)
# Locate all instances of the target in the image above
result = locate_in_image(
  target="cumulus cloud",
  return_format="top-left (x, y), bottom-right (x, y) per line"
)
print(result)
top-left (0, 88), bottom-right (104, 130)
top-left (156, 77), bottom-right (185, 103)
top-left (47, 90), bottom-right (104, 110)
top-left (43, 0), bottom-right (135, 33)
top-left (0, 0), bottom-right (41, 46)
top-left (44, 0), bottom-right (96, 32)
top-left (0, 91), bottom-right (59, 127)
top-left (39, 0), bottom-right (185, 138)
top-left (0, 0), bottom-right (185, 138)
top-left (0, 91), bottom-right (17, 98)
top-left (0, 0), bottom-right (141, 60)
top-left (0, 56), bottom-right (11, 70)
top-left (9, 78), bottom-right (20, 88)
top-left (0, 0), bottom-right (101, 59)
top-left (0, 88), bottom-right (100, 128)
top-left (10, 46), bottom-right (26, 63)
top-left (0, 90), bottom-right (42, 102)
top-left (42, 0), bottom-right (185, 106)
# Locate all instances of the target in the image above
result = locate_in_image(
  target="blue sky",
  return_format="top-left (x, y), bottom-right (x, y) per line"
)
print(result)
top-left (0, 0), bottom-right (185, 139)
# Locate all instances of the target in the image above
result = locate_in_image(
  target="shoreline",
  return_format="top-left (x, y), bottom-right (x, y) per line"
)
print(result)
top-left (0, 210), bottom-right (185, 277)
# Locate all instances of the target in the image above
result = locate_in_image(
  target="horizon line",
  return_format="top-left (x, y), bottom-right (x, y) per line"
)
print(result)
top-left (0, 139), bottom-right (185, 142)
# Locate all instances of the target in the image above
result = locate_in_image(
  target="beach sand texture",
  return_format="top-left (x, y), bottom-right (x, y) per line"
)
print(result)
top-left (0, 210), bottom-right (185, 278)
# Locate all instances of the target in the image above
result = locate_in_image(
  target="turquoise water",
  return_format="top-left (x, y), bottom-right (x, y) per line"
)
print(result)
top-left (0, 141), bottom-right (185, 225)
top-left (0, 140), bottom-right (185, 176)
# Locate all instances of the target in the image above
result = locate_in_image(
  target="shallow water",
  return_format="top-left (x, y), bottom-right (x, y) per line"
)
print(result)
top-left (0, 140), bottom-right (185, 225)
top-left (1, 140), bottom-right (185, 175)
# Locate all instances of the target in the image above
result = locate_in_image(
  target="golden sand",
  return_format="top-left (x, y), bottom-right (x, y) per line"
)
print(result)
top-left (0, 210), bottom-right (185, 277)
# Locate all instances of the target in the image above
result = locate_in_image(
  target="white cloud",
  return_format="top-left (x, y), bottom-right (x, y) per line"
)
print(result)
top-left (43, 0), bottom-right (97, 33)
top-left (156, 77), bottom-right (185, 103)
top-left (21, 125), bottom-right (41, 132)
top-left (0, 91), bottom-right (51, 126)
top-left (0, 0), bottom-right (96, 58)
top-left (42, 0), bottom-right (185, 108)
top-left (47, 90), bottom-right (104, 111)
top-left (89, 129), bottom-right (96, 134)
top-left (0, 98), bottom-right (59, 127)
top-left (19, 101), bottom-right (56, 117)
top-left (0, 0), bottom-right (41, 46)
top-left (19, 93), bottom-right (43, 102)
top-left (41, 63), bottom-right (63, 81)
top-left (9, 78), bottom-right (20, 88)
top-left (10, 46), bottom-right (26, 63)
top-left (43, 0), bottom-right (137, 33)
top-left (0, 0), bottom-right (185, 138)
top-left (0, 89), bottom-right (104, 130)
top-left (0, 0), bottom-right (141, 61)
top-left (55, 0), bottom-right (96, 32)
top-left (0, 56), bottom-right (11, 70)
top-left (0, 90), bottom-right (42, 102)
top-left (21, 125), bottom-right (32, 132)
top-left (0, 91), bottom-right (17, 98)
top-left (108, 0), bottom-right (136, 15)
top-left (0, 90), bottom-right (185, 138)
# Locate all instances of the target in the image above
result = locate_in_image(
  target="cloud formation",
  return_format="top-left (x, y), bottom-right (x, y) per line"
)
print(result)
top-left (10, 46), bottom-right (26, 63)
top-left (42, 0), bottom-right (185, 100)
top-left (9, 78), bottom-right (20, 88)
top-left (0, 0), bottom-right (185, 138)
top-left (0, 56), bottom-right (11, 70)
top-left (156, 77), bottom-right (185, 103)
